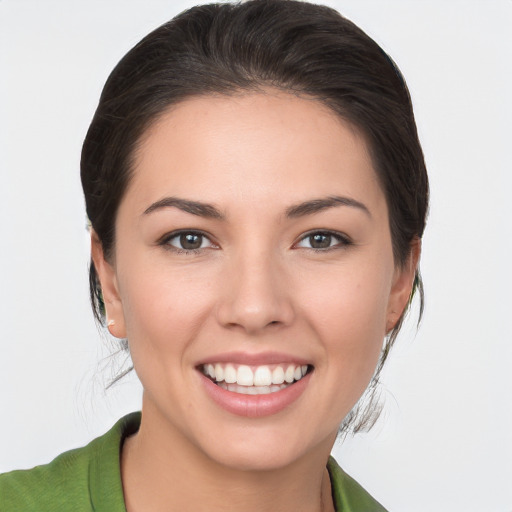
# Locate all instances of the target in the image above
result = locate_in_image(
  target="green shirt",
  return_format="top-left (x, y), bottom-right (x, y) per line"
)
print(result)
top-left (0, 412), bottom-right (388, 511)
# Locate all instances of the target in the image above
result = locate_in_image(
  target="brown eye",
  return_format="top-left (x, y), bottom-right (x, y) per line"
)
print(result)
top-left (295, 231), bottom-right (351, 251)
top-left (309, 233), bottom-right (332, 249)
top-left (180, 233), bottom-right (203, 250)
top-left (163, 230), bottom-right (215, 252)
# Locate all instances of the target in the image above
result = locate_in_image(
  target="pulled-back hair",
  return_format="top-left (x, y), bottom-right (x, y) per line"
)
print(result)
top-left (81, 0), bottom-right (428, 432)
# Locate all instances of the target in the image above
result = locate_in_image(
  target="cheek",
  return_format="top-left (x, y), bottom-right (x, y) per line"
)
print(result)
top-left (116, 257), bottom-right (216, 365)
top-left (299, 258), bottom-right (393, 369)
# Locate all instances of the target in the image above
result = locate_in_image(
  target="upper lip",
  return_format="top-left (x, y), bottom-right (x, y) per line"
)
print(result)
top-left (196, 351), bottom-right (312, 367)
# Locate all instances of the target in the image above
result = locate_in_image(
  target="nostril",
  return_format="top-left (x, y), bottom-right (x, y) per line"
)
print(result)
top-left (215, 285), bottom-right (295, 333)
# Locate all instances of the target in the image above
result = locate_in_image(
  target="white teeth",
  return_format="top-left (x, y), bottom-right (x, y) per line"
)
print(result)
top-left (224, 364), bottom-right (237, 384)
top-left (237, 365), bottom-right (254, 386)
top-left (218, 383), bottom-right (288, 395)
top-left (254, 366), bottom-right (272, 386)
top-left (284, 365), bottom-right (295, 383)
top-left (203, 362), bottom-right (310, 390)
top-left (214, 364), bottom-right (224, 382)
top-left (271, 366), bottom-right (285, 385)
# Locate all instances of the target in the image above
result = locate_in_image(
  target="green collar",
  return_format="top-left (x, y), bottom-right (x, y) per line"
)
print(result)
top-left (91, 412), bottom-right (387, 512)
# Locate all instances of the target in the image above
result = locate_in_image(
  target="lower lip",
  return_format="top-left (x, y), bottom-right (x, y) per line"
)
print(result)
top-left (199, 371), bottom-right (312, 418)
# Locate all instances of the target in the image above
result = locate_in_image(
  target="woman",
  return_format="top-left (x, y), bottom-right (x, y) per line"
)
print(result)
top-left (0, 1), bottom-right (428, 510)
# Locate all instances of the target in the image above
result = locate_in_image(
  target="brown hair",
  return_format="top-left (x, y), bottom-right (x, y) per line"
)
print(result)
top-left (81, 0), bottom-right (428, 432)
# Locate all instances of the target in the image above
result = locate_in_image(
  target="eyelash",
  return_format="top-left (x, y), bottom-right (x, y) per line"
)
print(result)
top-left (159, 230), bottom-right (217, 254)
top-left (158, 229), bottom-right (352, 254)
top-left (294, 230), bottom-right (352, 252)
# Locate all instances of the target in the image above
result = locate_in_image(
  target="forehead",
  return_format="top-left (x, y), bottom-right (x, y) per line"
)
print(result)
top-left (125, 91), bottom-right (385, 216)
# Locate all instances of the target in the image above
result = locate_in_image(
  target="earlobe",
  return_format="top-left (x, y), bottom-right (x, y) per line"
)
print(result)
top-left (386, 238), bottom-right (421, 332)
top-left (90, 230), bottom-right (127, 338)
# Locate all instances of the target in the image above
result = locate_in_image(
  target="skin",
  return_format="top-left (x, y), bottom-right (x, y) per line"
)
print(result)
top-left (92, 90), bottom-right (419, 512)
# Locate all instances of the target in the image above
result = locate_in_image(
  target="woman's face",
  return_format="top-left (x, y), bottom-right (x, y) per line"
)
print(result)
top-left (94, 91), bottom-right (415, 470)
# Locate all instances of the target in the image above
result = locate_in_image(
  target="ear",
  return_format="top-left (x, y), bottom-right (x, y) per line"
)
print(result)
top-left (90, 230), bottom-right (127, 338)
top-left (386, 238), bottom-right (421, 333)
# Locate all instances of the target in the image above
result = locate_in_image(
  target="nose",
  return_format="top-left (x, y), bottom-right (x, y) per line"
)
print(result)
top-left (216, 248), bottom-right (295, 335)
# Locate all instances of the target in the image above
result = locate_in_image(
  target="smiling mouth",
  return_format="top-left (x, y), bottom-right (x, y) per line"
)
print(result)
top-left (200, 363), bottom-right (312, 395)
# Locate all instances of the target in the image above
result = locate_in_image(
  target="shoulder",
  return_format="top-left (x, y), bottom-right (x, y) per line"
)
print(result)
top-left (0, 412), bottom-right (140, 512)
top-left (328, 456), bottom-right (389, 512)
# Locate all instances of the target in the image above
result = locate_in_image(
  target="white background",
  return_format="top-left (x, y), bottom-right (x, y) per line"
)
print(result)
top-left (1, 1), bottom-right (511, 511)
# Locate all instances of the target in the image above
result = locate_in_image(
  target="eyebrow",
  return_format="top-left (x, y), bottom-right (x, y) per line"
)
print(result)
top-left (143, 194), bottom-right (370, 220)
top-left (285, 195), bottom-right (371, 218)
top-left (143, 197), bottom-right (225, 219)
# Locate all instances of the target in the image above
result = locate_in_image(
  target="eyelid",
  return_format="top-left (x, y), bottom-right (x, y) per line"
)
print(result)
top-left (158, 229), bottom-right (218, 251)
top-left (293, 229), bottom-right (352, 250)
top-left (157, 228), bottom-right (351, 252)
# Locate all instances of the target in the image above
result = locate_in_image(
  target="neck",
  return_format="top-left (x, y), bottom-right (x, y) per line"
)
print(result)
top-left (121, 403), bottom-right (335, 512)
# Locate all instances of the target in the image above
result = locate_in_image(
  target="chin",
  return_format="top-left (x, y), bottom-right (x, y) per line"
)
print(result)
top-left (208, 443), bottom-right (305, 472)
top-left (195, 422), bottom-right (334, 473)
